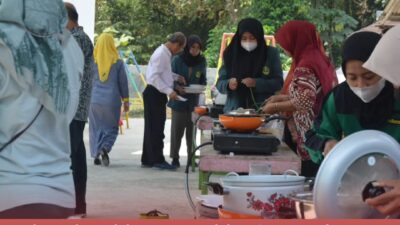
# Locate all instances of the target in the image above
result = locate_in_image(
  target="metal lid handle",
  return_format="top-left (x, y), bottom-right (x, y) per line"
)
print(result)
top-left (225, 172), bottom-right (240, 177)
top-left (283, 169), bottom-right (299, 176)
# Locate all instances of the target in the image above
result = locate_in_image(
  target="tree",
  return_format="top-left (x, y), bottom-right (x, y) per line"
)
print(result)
top-left (95, 0), bottom-right (246, 64)
top-left (95, 0), bottom-right (388, 67)
top-left (308, 5), bottom-right (358, 66)
top-left (347, 0), bottom-right (388, 28)
top-left (311, 0), bottom-right (388, 28)
top-left (307, 0), bottom-right (388, 66)
top-left (249, 0), bottom-right (310, 31)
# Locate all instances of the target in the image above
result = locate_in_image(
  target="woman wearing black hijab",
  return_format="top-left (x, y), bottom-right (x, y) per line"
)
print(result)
top-left (305, 31), bottom-right (400, 164)
top-left (216, 18), bottom-right (283, 112)
top-left (167, 35), bottom-right (207, 167)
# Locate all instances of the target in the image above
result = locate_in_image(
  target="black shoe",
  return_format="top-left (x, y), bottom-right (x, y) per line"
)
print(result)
top-left (141, 164), bottom-right (153, 168)
top-left (71, 209), bottom-right (87, 219)
top-left (101, 149), bottom-right (110, 167)
top-left (94, 158), bottom-right (101, 165)
top-left (171, 158), bottom-right (180, 168)
top-left (153, 161), bottom-right (177, 171)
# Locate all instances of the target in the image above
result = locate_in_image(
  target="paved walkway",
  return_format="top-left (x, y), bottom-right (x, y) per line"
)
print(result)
top-left (83, 118), bottom-right (201, 219)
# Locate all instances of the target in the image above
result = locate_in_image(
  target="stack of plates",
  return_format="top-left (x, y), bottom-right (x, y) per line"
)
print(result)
top-left (184, 84), bottom-right (206, 94)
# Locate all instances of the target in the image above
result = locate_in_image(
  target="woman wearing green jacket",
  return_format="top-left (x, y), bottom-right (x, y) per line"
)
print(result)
top-left (167, 35), bottom-right (207, 167)
top-left (305, 31), bottom-right (400, 165)
top-left (216, 18), bottom-right (283, 113)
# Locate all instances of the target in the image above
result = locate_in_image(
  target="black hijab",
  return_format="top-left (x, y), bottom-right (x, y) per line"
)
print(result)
top-left (180, 35), bottom-right (206, 67)
top-left (223, 18), bottom-right (268, 80)
top-left (339, 31), bottom-right (394, 129)
top-left (222, 18), bottom-right (269, 108)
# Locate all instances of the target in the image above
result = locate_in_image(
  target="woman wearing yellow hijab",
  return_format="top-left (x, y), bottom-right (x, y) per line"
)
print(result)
top-left (94, 33), bottom-right (120, 82)
top-left (89, 33), bottom-right (129, 166)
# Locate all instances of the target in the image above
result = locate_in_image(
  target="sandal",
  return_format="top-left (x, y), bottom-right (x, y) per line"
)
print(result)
top-left (139, 209), bottom-right (169, 219)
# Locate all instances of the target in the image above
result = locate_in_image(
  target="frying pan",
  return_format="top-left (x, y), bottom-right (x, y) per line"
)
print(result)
top-left (194, 106), bottom-right (208, 115)
top-left (219, 114), bottom-right (286, 132)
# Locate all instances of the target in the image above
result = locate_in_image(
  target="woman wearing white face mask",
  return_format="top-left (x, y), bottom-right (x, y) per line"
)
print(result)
top-left (216, 18), bottom-right (283, 112)
top-left (305, 31), bottom-right (400, 164)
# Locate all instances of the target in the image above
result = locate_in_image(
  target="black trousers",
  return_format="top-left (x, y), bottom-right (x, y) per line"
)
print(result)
top-left (141, 85), bottom-right (168, 165)
top-left (170, 110), bottom-right (193, 160)
top-left (69, 120), bottom-right (87, 214)
top-left (0, 204), bottom-right (74, 219)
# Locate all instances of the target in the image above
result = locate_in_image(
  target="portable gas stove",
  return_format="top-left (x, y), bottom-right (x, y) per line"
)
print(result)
top-left (212, 126), bottom-right (280, 155)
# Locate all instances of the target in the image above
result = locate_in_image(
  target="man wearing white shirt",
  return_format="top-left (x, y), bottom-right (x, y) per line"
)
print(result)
top-left (142, 32), bottom-right (186, 170)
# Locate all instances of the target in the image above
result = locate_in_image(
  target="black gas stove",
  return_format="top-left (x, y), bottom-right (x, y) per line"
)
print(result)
top-left (212, 127), bottom-right (280, 155)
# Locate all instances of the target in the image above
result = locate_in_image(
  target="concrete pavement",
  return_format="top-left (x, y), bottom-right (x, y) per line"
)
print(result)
top-left (83, 118), bottom-right (202, 219)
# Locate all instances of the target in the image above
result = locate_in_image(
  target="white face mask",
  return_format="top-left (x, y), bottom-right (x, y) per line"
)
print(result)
top-left (241, 41), bottom-right (257, 52)
top-left (349, 78), bottom-right (386, 103)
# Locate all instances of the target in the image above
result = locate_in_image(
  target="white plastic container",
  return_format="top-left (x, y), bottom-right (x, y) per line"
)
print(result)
top-left (220, 172), bottom-right (305, 218)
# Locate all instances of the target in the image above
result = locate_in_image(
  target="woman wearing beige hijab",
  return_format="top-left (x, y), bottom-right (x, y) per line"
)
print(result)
top-left (363, 25), bottom-right (400, 216)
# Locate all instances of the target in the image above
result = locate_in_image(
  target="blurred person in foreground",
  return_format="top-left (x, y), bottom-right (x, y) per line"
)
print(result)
top-left (363, 25), bottom-right (400, 216)
top-left (0, 0), bottom-right (83, 218)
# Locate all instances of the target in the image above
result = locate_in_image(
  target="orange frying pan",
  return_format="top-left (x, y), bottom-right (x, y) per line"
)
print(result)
top-left (219, 114), bottom-right (287, 132)
top-left (194, 106), bottom-right (208, 115)
top-left (219, 114), bottom-right (264, 132)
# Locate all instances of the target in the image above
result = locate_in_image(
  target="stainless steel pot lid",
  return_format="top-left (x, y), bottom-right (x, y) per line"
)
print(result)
top-left (314, 130), bottom-right (400, 218)
top-left (221, 172), bottom-right (305, 187)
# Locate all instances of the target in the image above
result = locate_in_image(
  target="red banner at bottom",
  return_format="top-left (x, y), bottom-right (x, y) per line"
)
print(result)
top-left (0, 220), bottom-right (398, 225)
